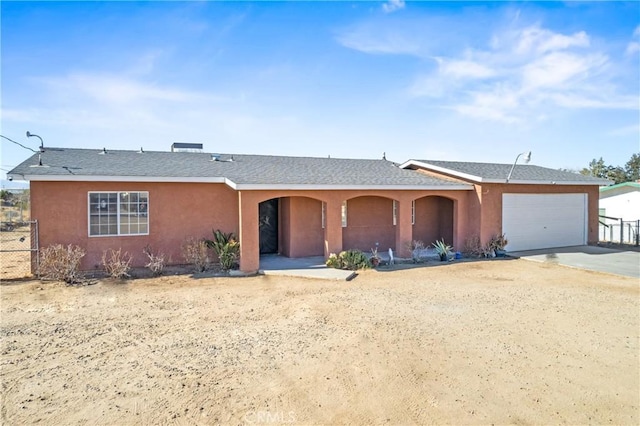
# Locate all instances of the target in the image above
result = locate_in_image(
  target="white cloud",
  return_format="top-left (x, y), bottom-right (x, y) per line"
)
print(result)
top-left (626, 42), bottom-right (640, 56)
top-left (382, 0), bottom-right (405, 14)
top-left (438, 59), bottom-right (496, 79)
top-left (398, 18), bottom-right (636, 122)
top-left (514, 26), bottom-right (589, 54)
top-left (521, 52), bottom-right (607, 90)
top-left (626, 26), bottom-right (640, 56)
top-left (36, 73), bottom-right (210, 105)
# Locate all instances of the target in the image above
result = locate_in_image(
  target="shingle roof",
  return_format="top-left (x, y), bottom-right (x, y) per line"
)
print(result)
top-left (401, 159), bottom-right (611, 185)
top-left (599, 181), bottom-right (640, 193)
top-left (8, 148), bottom-right (472, 190)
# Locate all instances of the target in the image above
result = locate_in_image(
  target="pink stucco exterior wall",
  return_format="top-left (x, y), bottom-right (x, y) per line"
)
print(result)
top-left (473, 183), bottom-right (601, 247)
top-left (236, 189), bottom-right (471, 272)
top-left (280, 197), bottom-right (324, 257)
top-left (31, 181), bottom-right (239, 270)
top-left (30, 178), bottom-right (600, 274)
top-left (412, 196), bottom-right (454, 245)
top-left (342, 196), bottom-right (395, 252)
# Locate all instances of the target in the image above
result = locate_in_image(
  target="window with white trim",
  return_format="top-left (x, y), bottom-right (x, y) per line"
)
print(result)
top-left (341, 201), bottom-right (348, 227)
top-left (89, 191), bottom-right (149, 236)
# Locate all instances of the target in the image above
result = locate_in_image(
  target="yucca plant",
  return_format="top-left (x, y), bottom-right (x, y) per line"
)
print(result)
top-left (205, 229), bottom-right (240, 271)
top-left (432, 239), bottom-right (452, 261)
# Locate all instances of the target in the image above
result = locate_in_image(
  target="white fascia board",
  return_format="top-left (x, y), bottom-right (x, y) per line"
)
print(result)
top-left (233, 184), bottom-right (473, 191)
top-left (485, 179), bottom-right (608, 185)
top-left (399, 160), bottom-right (484, 182)
top-left (18, 175), bottom-right (228, 184)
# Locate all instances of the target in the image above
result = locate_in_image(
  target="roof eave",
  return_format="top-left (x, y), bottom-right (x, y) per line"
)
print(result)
top-left (234, 184), bottom-right (473, 191)
top-left (482, 179), bottom-right (611, 186)
top-left (399, 160), bottom-right (485, 182)
top-left (12, 174), bottom-right (229, 184)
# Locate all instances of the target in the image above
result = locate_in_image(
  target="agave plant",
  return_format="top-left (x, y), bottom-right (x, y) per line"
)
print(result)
top-left (432, 239), bottom-right (452, 261)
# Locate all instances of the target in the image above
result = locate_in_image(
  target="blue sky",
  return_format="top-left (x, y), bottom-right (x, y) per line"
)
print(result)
top-left (1, 1), bottom-right (639, 181)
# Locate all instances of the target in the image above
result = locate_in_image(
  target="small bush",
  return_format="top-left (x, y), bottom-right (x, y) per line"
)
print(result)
top-left (463, 235), bottom-right (484, 258)
top-left (39, 244), bottom-right (85, 283)
top-left (182, 237), bottom-right (210, 272)
top-left (205, 229), bottom-right (240, 271)
top-left (101, 248), bottom-right (131, 280)
top-left (143, 245), bottom-right (166, 276)
top-left (326, 253), bottom-right (342, 269)
top-left (326, 250), bottom-right (371, 271)
top-left (410, 239), bottom-right (425, 262)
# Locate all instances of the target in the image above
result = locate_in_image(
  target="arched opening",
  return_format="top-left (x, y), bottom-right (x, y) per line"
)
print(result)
top-left (259, 196), bottom-right (325, 258)
top-left (279, 196), bottom-right (324, 257)
top-left (412, 196), bottom-right (454, 246)
top-left (342, 195), bottom-right (396, 252)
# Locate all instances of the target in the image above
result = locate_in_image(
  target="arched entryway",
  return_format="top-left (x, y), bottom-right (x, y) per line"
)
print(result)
top-left (342, 195), bottom-right (396, 252)
top-left (412, 196), bottom-right (454, 246)
top-left (259, 196), bottom-right (325, 258)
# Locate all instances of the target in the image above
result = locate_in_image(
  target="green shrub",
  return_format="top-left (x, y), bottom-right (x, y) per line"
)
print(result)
top-left (325, 250), bottom-right (371, 271)
top-left (205, 229), bottom-right (240, 271)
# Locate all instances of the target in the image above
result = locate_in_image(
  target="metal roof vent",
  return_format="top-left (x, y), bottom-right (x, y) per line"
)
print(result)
top-left (171, 142), bottom-right (203, 153)
top-left (211, 154), bottom-right (221, 161)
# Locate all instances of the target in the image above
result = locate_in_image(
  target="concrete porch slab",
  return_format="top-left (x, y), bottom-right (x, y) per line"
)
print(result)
top-left (259, 255), bottom-right (357, 281)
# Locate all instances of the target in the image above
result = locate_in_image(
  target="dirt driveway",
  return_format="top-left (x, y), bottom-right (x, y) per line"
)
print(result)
top-left (1, 259), bottom-right (638, 425)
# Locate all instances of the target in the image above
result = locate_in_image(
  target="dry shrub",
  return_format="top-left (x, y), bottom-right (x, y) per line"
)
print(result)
top-left (143, 245), bottom-right (166, 276)
top-left (181, 237), bottom-right (210, 272)
top-left (101, 248), bottom-right (131, 280)
top-left (463, 235), bottom-right (484, 258)
top-left (39, 244), bottom-right (85, 283)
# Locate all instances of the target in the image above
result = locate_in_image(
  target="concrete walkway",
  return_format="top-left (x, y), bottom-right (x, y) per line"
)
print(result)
top-left (259, 255), bottom-right (357, 281)
top-left (510, 245), bottom-right (640, 278)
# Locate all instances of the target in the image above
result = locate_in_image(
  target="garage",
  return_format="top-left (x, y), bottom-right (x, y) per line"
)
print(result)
top-left (502, 193), bottom-right (588, 252)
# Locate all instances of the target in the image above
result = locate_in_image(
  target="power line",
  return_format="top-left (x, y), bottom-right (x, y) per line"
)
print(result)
top-left (0, 135), bottom-right (38, 153)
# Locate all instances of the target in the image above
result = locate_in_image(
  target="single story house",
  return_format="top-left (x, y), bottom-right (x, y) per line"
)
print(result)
top-left (8, 146), bottom-right (610, 272)
top-left (599, 182), bottom-right (640, 222)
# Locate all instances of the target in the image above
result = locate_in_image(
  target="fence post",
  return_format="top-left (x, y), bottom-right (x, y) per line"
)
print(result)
top-left (637, 220), bottom-right (640, 247)
top-left (620, 218), bottom-right (624, 244)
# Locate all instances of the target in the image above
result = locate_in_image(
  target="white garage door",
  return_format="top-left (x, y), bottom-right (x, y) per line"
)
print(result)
top-left (502, 193), bottom-right (587, 252)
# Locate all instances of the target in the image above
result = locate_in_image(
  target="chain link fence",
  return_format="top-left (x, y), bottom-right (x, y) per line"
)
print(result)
top-left (0, 220), bottom-right (39, 280)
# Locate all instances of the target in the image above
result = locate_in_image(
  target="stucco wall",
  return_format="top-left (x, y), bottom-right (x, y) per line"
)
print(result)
top-left (236, 189), bottom-right (471, 271)
top-left (280, 197), bottom-right (324, 257)
top-left (412, 196), bottom-right (454, 246)
top-left (477, 183), bottom-right (601, 246)
top-left (31, 181), bottom-right (239, 270)
top-left (342, 196), bottom-right (395, 252)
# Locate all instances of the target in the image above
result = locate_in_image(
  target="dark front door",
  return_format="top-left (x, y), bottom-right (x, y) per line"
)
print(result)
top-left (259, 198), bottom-right (279, 254)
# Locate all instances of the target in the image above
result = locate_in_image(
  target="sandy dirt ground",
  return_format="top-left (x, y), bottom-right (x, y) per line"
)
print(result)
top-left (1, 259), bottom-right (638, 425)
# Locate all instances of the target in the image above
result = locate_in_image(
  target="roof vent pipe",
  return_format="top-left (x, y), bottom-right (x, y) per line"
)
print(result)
top-left (99, 147), bottom-right (107, 155)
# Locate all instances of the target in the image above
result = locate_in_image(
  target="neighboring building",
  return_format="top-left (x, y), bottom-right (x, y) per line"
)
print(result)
top-left (598, 182), bottom-right (640, 244)
top-left (599, 182), bottom-right (640, 221)
top-left (8, 147), bottom-right (610, 272)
